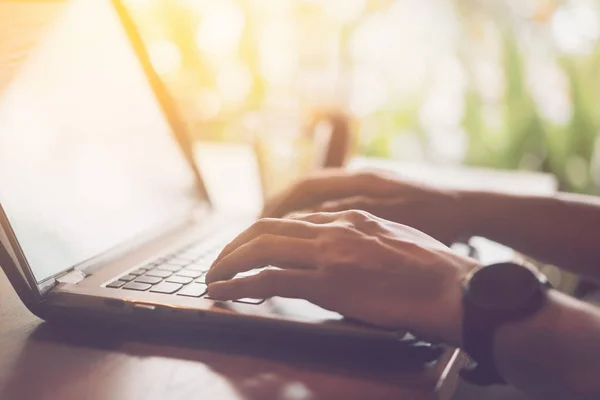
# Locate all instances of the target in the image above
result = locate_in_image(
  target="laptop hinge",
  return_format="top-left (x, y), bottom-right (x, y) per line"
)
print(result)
top-left (56, 270), bottom-right (87, 284)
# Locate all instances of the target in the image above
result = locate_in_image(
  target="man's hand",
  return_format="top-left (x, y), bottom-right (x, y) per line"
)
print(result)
top-left (206, 210), bottom-right (479, 346)
top-left (261, 169), bottom-right (469, 244)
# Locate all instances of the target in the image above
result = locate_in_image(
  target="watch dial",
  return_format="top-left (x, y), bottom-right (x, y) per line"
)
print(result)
top-left (467, 263), bottom-right (540, 311)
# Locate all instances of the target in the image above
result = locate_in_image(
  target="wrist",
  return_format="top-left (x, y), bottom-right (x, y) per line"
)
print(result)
top-left (492, 290), bottom-right (565, 386)
top-left (456, 190), bottom-right (517, 239)
top-left (495, 288), bottom-right (562, 344)
top-left (496, 291), bottom-right (600, 397)
top-left (425, 256), bottom-right (479, 348)
top-left (455, 190), bottom-right (487, 238)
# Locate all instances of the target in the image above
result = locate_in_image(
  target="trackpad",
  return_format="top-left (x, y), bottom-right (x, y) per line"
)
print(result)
top-left (268, 297), bottom-right (344, 323)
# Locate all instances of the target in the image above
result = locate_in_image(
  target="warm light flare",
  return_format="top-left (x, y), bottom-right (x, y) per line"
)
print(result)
top-left (148, 40), bottom-right (182, 75)
top-left (217, 62), bottom-right (253, 106)
top-left (195, 1), bottom-right (245, 63)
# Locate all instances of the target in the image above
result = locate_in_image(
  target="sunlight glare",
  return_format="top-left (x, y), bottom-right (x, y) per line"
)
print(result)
top-left (122, 0), bottom-right (154, 9)
top-left (257, 21), bottom-right (297, 85)
top-left (148, 40), bottom-right (182, 75)
top-left (551, 0), bottom-right (600, 54)
top-left (195, 1), bottom-right (245, 63)
top-left (217, 62), bottom-right (253, 106)
top-left (348, 64), bottom-right (388, 117)
top-left (196, 90), bottom-right (223, 120)
top-left (323, 0), bottom-right (366, 22)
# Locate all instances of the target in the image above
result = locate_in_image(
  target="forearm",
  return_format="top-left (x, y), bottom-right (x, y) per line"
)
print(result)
top-left (461, 190), bottom-right (600, 279)
top-left (494, 290), bottom-right (600, 400)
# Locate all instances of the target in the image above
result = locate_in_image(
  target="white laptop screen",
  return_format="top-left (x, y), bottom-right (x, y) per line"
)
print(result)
top-left (0, 0), bottom-right (201, 283)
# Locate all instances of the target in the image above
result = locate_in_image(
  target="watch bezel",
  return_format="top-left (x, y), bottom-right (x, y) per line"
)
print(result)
top-left (463, 262), bottom-right (549, 316)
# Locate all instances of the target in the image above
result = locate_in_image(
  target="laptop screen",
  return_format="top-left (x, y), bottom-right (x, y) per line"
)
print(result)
top-left (0, 0), bottom-right (202, 283)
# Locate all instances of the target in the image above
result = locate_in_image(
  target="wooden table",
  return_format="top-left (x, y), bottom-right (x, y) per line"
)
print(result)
top-left (0, 269), bottom-right (464, 400)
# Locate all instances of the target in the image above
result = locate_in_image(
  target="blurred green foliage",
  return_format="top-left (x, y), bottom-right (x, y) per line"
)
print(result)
top-left (129, 0), bottom-right (600, 194)
top-left (358, 1), bottom-right (600, 195)
top-left (462, 27), bottom-right (600, 194)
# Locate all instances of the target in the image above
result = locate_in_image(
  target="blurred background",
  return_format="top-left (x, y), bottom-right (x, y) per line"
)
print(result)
top-left (123, 0), bottom-right (600, 195)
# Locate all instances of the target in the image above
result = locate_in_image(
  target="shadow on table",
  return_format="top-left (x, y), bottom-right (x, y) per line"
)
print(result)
top-left (0, 321), bottom-right (445, 400)
top-left (34, 320), bottom-right (442, 371)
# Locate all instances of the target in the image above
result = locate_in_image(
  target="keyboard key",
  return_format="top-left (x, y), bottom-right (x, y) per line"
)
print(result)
top-left (135, 276), bottom-right (163, 285)
top-left (208, 256), bottom-right (221, 262)
top-left (146, 269), bottom-right (172, 278)
top-left (176, 269), bottom-right (203, 278)
top-left (120, 274), bottom-right (137, 282)
top-left (150, 282), bottom-right (183, 294)
top-left (167, 276), bottom-right (193, 285)
top-left (165, 258), bottom-right (191, 266)
top-left (233, 298), bottom-right (265, 305)
top-left (123, 282), bottom-right (152, 291)
top-left (186, 263), bottom-right (210, 272)
top-left (106, 280), bottom-right (126, 289)
top-left (156, 264), bottom-right (182, 272)
top-left (130, 268), bottom-right (147, 276)
top-left (200, 251), bottom-right (218, 259)
top-left (177, 283), bottom-right (208, 298)
top-left (195, 275), bottom-right (206, 284)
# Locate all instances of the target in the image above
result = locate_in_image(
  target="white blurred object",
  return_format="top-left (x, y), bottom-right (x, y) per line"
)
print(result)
top-left (193, 142), bottom-right (264, 216)
top-left (349, 157), bottom-right (558, 195)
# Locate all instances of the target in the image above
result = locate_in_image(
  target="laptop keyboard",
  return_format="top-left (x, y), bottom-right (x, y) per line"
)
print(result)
top-left (104, 234), bottom-right (265, 305)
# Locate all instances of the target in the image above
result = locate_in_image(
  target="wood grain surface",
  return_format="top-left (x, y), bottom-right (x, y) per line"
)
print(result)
top-left (0, 269), bottom-right (465, 400)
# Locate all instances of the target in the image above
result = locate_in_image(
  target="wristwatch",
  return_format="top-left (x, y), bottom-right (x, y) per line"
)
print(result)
top-left (460, 262), bottom-right (552, 385)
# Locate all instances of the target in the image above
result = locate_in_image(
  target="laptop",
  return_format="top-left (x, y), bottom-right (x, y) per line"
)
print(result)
top-left (0, 0), bottom-right (441, 356)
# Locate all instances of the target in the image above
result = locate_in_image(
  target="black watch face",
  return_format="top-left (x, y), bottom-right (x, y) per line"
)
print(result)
top-left (466, 263), bottom-right (541, 311)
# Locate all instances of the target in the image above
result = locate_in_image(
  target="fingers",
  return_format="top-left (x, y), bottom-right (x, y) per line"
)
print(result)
top-left (206, 234), bottom-right (319, 283)
top-left (286, 212), bottom-right (339, 224)
top-left (207, 269), bottom-right (319, 301)
top-left (262, 170), bottom-right (394, 218)
top-left (317, 196), bottom-right (378, 213)
top-left (212, 218), bottom-right (319, 267)
top-left (317, 196), bottom-right (407, 213)
top-left (286, 210), bottom-right (376, 229)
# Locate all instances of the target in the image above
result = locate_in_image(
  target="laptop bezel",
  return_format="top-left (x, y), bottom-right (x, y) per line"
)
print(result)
top-left (110, 0), bottom-right (211, 204)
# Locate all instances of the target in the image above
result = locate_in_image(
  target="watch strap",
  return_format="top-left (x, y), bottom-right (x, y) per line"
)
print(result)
top-left (460, 295), bottom-right (507, 385)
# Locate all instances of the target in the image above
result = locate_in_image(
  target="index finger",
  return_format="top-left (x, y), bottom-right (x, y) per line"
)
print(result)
top-left (212, 218), bottom-right (318, 268)
top-left (206, 234), bottom-right (319, 283)
top-left (207, 269), bottom-right (320, 302)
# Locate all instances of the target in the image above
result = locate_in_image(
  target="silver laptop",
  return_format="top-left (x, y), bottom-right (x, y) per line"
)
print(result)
top-left (0, 0), bottom-right (432, 348)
